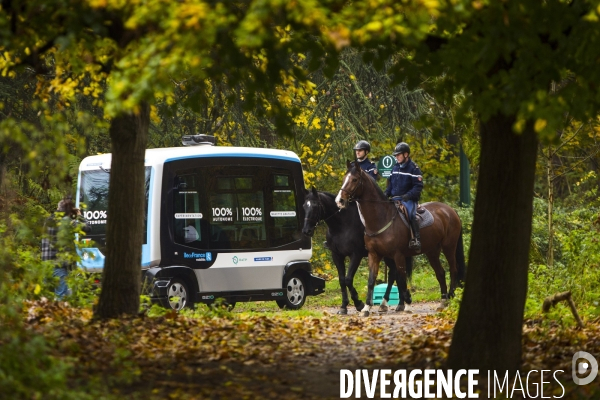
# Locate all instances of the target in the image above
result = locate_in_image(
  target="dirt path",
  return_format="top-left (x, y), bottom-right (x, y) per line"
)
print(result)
top-left (323, 300), bottom-right (443, 318)
top-left (291, 301), bottom-right (447, 399)
top-left (142, 302), bottom-right (447, 399)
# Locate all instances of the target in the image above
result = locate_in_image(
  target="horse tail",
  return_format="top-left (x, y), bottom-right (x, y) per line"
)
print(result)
top-left (405, 256), bottom-right (413, 282)
top-left (456, 227), bottom-right (467, 282)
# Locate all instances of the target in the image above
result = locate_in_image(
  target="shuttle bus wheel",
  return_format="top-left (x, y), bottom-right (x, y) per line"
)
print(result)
top-left (276, 273), bottom-right (306, 310)
top-left (166, 278), bottom-right (191, 310)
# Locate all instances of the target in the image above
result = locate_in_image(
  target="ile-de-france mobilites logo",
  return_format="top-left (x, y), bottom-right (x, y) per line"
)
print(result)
top-left (183, 251), bottom-right (212, 261)
top-left (572, 351), bottom-right (598, 385)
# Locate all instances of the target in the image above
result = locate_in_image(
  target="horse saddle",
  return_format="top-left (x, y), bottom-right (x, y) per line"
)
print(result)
top-left (395, 202), bottom-right (434, 230)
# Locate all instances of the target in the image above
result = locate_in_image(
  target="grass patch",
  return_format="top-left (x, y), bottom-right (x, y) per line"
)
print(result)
top-left (410, 264), bottom-right (444, 302)
top-left (233, 256), bottom-right (446, 314)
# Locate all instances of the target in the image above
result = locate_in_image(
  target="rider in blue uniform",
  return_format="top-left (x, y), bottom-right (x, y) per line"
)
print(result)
top-left (384, 142), bottom-right (423, 252)
top-left (325, 140), bottom-right (379, 251)
top-left (353, 140), bottom-right (379, 181)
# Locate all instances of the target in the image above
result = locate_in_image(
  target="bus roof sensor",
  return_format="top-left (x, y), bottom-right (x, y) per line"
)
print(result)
top-left (181, 134), bottom-right (216, 146)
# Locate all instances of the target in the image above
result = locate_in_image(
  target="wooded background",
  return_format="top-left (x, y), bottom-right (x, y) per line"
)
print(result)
top-left (1, 1), bottom-right (600, 397)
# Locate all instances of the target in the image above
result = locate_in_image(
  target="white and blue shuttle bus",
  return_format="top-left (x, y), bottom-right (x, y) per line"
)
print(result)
top-left (76, 135), bottom-right (325, 310)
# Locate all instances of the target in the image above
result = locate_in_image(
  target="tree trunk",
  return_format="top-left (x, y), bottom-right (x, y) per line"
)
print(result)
top-left (95, 102), bottom-right (149, 319)
top-left (448, 113), bottom-right (538, 372)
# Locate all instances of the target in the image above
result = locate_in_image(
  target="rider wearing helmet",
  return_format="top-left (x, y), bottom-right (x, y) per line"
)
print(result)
top-left (325, 140), bottom-right (379, 252)
top-left (353, 140), bottom-right (379, 181)
top-left (384, 142), bottom-right (423, 252)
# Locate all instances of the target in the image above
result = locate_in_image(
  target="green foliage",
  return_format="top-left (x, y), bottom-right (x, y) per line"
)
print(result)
top-left (0, 222), bottom-right (97, 399)
top-left (527, 196), bottom-right (600, 322)
top-left (0, 181), bottom-right (103, 397)
top-left (0, 326), bottom-right (73, 399)
top-left (442, 195), bottom-right (600, 324)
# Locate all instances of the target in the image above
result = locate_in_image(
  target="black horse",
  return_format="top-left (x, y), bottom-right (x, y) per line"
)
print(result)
top-left (302, 187), bottom-right (412, 314)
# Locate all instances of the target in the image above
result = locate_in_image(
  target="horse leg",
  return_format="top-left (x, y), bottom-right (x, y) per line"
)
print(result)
top-left (425, 249), bottom-right (448, 301)
top-left (331, 252), bottom-right (350, 315)
top-left (379, 257), bottom-right (396, 313)
top-left (345, 253), bottom-right (365, 312)
top-left (395, 257), bottom-right (413, 312)
top-left (442, 242), bottom-right (459, 298)
top-left (392, 255), bottom-right (410, 312)
top-left (363, 252), bottom-right (383, 317)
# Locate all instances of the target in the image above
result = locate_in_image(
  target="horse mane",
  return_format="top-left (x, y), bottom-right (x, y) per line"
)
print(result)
top-left (350, 162), bottom-right (388, 201)
top-left (317, 191), bottom-right (336, 201)
top-left (316, 191), bottom-right (339, 211)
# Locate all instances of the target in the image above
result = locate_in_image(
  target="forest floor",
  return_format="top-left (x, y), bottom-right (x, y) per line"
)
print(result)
top-left (139, 302), bottom-right (444, 400)
top-left (24, 299), bottom-right (600, 399)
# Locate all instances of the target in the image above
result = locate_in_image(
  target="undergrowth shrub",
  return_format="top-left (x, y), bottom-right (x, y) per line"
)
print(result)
top-left (0, 214), bottom-right (99, 399)
top-left (526, 197), bottom-right (600, 321)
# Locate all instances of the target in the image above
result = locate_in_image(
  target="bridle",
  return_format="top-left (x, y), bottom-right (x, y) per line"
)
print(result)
top-left (339, 165), bottom-right (364, 202)
top-left (340, 165), bottom-right (397, 237)
top-left (304, 193), bottom-right (339, 231)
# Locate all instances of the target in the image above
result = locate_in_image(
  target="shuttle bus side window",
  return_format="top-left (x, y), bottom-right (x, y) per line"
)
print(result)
top-left (209, 172), bottom-right (267, 250)
top-left (173, 172), bottom-right (207, 248)
top-left (271, 173), bottom-right (299, 246)
top-left (209, 191), bottom-right (236, 248)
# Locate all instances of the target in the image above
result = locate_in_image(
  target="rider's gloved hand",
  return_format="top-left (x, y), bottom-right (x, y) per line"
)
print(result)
top-left (402, 194), bottom-right (411, 201)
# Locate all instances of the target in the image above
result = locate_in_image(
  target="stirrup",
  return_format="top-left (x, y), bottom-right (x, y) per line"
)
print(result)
top-left (409, 238), bottom-right (421, 253)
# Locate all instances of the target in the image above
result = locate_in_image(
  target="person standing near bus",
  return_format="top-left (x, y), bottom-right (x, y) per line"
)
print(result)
top-left (41, 196), bottom-right (91, 299)
top-left (384, 142), bottom-right (423, 253)
top-left (353, 140), bottom-right (380, 181)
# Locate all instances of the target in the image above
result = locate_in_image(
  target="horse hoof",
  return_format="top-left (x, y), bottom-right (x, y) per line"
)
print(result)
top-left (437, 301), bottom-right (448, 311)
top-left (337, 308), bottom-right (348, 315)
top-left (378, 305), bottom-right (388, 313)
top-left (355, 301), bottom-right (365, 312)
top-left (362, 310), bottom-right (370, 317)
top-left (395, 304), bottom-right (405, 312)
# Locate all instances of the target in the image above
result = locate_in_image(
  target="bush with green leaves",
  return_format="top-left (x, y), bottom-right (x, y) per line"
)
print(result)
top-left (0, 212), bottom-right (101, 398)
top-left (526, 197), bottom-right (600, 321)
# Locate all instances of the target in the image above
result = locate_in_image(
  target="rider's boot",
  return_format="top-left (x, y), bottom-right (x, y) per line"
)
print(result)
top-left (409, 218), bottom-right (421, 253)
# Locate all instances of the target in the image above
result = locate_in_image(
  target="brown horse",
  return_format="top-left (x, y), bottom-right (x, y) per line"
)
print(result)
top-left (335, 161), bottom-right (466, 316)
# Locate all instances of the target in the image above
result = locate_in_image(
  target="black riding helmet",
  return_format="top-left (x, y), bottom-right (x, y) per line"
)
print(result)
top-left (353, 140), bottom-right (371, 152)
top-left (393, 142), bottom-right (410, 156)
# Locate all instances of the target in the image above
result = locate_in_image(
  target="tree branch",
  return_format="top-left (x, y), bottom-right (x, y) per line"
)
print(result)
top-left (542, 291), bottom-right (584, 328)
top-left (552, 146), bottom-right (600, 181)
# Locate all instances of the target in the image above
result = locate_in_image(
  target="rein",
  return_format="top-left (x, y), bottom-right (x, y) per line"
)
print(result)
top-left (364, 212), bottom-right (396, 237)
top-left (344, 167), bottom-right (396, 237)
top-left (304, 194), bottom-right (340, 230)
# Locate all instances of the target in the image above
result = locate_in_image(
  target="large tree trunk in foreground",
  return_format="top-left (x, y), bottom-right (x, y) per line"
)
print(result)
top-left (95, 103), bottom-right (149, 319)
top-left (448, 114), bottom-right (538, 372)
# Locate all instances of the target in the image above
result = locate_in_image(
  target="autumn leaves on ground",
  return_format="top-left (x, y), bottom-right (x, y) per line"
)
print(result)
top-left (21, 298), bottom-right (599, 399)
